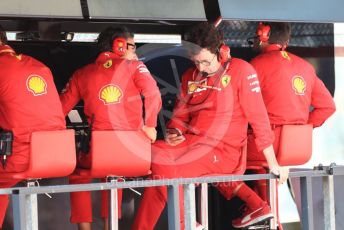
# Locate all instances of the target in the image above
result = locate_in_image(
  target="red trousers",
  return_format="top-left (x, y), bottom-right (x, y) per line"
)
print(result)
top-left (131, 135), bottom-right (242, 230)
top-left (0, 161), bottom-right (28, 228)
top-left (69, 153), bottom-right (123, 223)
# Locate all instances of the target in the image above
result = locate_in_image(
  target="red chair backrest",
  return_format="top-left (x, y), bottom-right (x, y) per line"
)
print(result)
top-left (277, 124), bottom-right (312, 166)
top-left (89, 130), bottom-right (151, 177)
top-left (28, 129), bottom-right (76, 179)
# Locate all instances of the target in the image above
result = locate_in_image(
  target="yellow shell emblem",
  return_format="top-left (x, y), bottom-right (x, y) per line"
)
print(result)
top-left (281, 51), bottom-right (291, 61)
top-left (26, 75), bottom-right (47, 96)
top-left (292, 76), bottom-right (306, 95)
top-left (103, 59), bottom-right (112, 69)
top-left (99, 84), bottom-right (123, 105)
top-left (188, 83), bottom-right (198, 93)
top-left (221, 75), bottom-right (231, 88)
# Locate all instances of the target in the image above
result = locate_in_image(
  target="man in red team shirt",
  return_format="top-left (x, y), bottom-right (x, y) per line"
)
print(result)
top-left (0, 25), bottom-right (66, 228)
top-left (247, 22), bottom-right (336, 206)
top-left (60, 26), bottom-right (161, 230)
top-left (131, 22), bottom-right (289, 230)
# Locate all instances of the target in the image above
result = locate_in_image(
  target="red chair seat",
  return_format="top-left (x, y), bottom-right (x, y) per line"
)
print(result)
top-left (72, 130), bottom-right (151, 178)
top-left (0, 129), bottom-right (76, 180)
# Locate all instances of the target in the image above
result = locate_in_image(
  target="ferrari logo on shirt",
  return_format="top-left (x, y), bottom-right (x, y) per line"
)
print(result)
top-left (221, 75), bottom-right (231, 88)
top-left (26, 75), bottom-right (47, 96)
top-left (103, 59), bottom-right (112, 69)
top-left (292, 76), bottom-right (306, 95)
top-left (187, 79), bottom-right (207, 94)
top-left (99, 84), bottom-right (123, 105)
top-left (281, 51), bottom-right (291, 61)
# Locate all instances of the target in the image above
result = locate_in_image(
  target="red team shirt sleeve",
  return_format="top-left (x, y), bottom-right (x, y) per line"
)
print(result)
top-left (238, 63), bottom-right (274, 152)
top-left (60, 70), bottom-right (82, 116)
top-left (132, 62), bottom-right (162, 127)
top-left (309, 76), bottom-right (336, 127)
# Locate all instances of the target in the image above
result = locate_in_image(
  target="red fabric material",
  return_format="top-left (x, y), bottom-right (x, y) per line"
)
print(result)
top-left (69, 177), bottom-right (123, 223)
top-left (167, 58), bottom-right (273, 152)
top-left (133, 59), bottom-right (273, 230)
top-left (0, 45), bottom-right (65, 227)
top-left (60, 52), bottom-right (162, 129)
top-left (250, 47), bottom-right (335, 128)
top-left (0, 45), bottom-right (66, 165)
top-left (61, 51), bottom-right (161, 224)
top-left (235, 184), bottom-right (264, 210)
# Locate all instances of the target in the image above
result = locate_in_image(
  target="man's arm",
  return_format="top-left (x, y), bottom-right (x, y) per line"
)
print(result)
top-left (308, 76), bottom-right (336, 127)
top-left (132, 62), bottom-right (162, 142)
top-left (59, 71), bottom-right (82, 116)
top-left (239, 63), bottom-right (288, 183)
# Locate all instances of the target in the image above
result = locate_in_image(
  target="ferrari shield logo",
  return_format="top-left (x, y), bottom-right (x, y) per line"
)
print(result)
top-left (221, 75), bottom-right (231, 88)
top-left (103, 59), bottom-right (112, 69)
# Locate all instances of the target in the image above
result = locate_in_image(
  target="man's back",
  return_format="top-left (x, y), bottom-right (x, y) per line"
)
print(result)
top-left (250, 50), bottom-right (335, 126)
top-left (0, 46), bottom-right (65, 165)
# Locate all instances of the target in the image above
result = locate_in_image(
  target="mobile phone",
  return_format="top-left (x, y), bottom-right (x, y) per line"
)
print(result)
top-left (166, 128), bottom-right (182, 136)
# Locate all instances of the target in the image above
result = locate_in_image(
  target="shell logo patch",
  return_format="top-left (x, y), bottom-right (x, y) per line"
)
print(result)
top-left (187, 79), bottom-right (207, 94)
top-left (26, 75), bottom-right (47, 96)
top-left (103, 59), bottom-right (112, 69)
top-left (292, 76), bottom-right (306, 95)
top-left (281, 51), bottom-right (291, 61)
top-left (99, 84), bottom-right (123, 105)
top-left (221, 75), bottom-right (231, 88)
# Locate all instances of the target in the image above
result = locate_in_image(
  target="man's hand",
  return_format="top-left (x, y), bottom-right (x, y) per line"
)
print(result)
top-left (142, 126), bottom-right (157, 143)
top-left (269, 164), bottom-right (289, 185)
top-left (263, 145), bottom-right (289, 184)
top-left (165, 128), bottom-right (185, 146)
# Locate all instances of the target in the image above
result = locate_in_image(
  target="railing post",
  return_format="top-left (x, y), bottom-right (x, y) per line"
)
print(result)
top-left (198, 183), bottom-right (208, 229)
top-left (300, 177), bottom-right (314, 230)
top-left (108, 177), bottom-right (119, 230)
top-left (323, 175), bottom-right (336, 230)
top-left (184, 183), bottom-right (196, 230)
top-left (168, 185), bottom-right (180, 230)
top-left (269, 179), bottom-right (278, 230)
top-left (12, 188), bottom-right (38, 230)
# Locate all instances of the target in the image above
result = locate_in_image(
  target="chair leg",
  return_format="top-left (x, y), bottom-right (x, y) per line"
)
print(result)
top-left (107, 177), bottom-right (118, 230)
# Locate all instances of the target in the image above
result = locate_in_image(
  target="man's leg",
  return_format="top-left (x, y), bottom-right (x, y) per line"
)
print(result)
top-left (69, 177), bottom-right (93, 229)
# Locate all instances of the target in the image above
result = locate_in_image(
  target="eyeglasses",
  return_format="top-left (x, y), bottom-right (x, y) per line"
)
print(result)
top-left (127, 43), bottom-right (136, 51)
top-left (193, 54), bottom-right (216, 67)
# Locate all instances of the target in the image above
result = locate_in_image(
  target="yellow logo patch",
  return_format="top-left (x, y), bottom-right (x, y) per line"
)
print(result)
top-left (281, 51), bottom-right (291, 61)
top-left (103, 59), bottom-right (112, 69)
top-left (292, 76), bottom-right (306, 95)
top-left (187, 79), bottom-right (207, 94)
top-left (221, 75), bottom-right (231, 88)
top-left (99, 84), bottom-right (123, 105)
top-left (26, 75), bottom-right (47, 96)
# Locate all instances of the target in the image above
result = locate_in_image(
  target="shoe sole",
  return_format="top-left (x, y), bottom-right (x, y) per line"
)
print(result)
top-left (233, 213), bottom-right (274, 228)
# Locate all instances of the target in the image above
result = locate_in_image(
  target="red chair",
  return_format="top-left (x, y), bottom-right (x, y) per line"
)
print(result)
top-left (247, 124), bottom-right (313, 229)
top-left (0, 129), bottom-right (76, 180)
top-left (71, 130), bottom-right (151, 230)
top-left (0, 129), bottom-right (76, 229)
top-left (73, 130), bottom-right (151, 178)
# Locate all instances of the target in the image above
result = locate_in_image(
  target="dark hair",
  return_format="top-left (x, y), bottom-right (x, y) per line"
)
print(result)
top-left (97, 26), bottom-right (134, 52)
top-left (266, 22), bottom-right (291, 45)
top-left (183, 22), bottom-right (223, 55)
top-left (0, 24), bottom-right (8, 45)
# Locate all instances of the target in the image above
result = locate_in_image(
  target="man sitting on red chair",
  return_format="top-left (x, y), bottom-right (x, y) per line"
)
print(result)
top-left (0, 24), bottom-right (66, 229)
top-left (60, 26), bottom-right (161, 230)
top-left (131, 22), bottom-right (289, 230)
top-left (246, 21), bottom-right (336, 223)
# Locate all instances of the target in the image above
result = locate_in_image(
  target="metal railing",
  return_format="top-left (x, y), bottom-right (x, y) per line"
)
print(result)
top-left (0, 163), bottom-right (342, 230)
